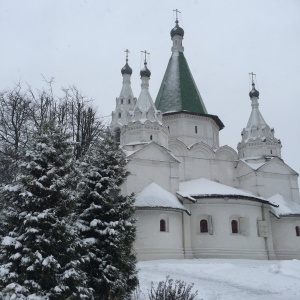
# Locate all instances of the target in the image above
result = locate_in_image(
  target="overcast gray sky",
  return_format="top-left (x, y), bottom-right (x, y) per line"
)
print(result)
top-left (1, 0), bottom-right (300, 174)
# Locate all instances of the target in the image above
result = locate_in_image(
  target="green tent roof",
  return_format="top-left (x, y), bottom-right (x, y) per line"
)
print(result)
top-left (155, 52), bottom-right (207, 114)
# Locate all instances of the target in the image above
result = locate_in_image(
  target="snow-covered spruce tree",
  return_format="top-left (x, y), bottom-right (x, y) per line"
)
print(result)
top-left (77, 129), bottom-right (138, 300)
top-left (0, 124), bottom-right (93, 299)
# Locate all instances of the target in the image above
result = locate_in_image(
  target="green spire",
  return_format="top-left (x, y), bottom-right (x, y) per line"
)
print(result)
top-left (155, 52), bottom-right (208, 114)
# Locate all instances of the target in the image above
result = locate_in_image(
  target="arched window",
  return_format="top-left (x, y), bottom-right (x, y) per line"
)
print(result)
top-left (296, 226), bottom-right (300, 237)
top-left (200, 220), bottom-right (208, 233)
top-left (118, 112), bottom-right (121, 118)
top-left (114, 128), bottom-right (121, 145)
top-left (231, 220), bottom-right (238, 234)
top-left (160, 219), bottom-right (166, 232)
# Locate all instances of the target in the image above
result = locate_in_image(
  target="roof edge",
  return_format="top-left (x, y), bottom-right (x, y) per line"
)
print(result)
top-left (162, 111), bottom-right (225, 130)
top-left (135, 206), bottom-right (191, 215)
top-left (179, 193), bottom-right (277, 207)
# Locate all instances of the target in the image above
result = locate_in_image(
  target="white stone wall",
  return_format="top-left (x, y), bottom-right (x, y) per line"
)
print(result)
top-left (184, 198), bottom-right (271, 259)
top-left (169, 139), bottom-right (238, 187)
top-left (238, 160), bottom-right (300, 203)
top-left (134, 209), bottom-right (184, 260)
top-left (163, 113), bottom-right (220, 149)
top-left (123, 144), bottom-right (180, 195)
top-left (121, 122), bottom-right (169, 148)
top-left (270, 215), bottom-right (300, 259)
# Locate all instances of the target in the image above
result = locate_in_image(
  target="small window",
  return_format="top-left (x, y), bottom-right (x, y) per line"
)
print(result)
top-left (150, 135), bottom-right (152, 140)
top-left (195, 126), bottom-right (198, 134)
top-left (167, 126), bottom-right (170, 132)
top-left (118, 112), bottom-right (121, 118)
top-left (160, 219), bottom-right (166, 232)
top-left (121, 99), bottom-right (123, 104)
top-left (200, 220), bottom-right (208, 233)
top-left (231, 220), bottom-right (238, 234)
top-left (128, 99), bottom-right (131, 104)
top-left (296, 226), bottom-right (300, 237)
top-left (270, 150), bottom-right (273, 154)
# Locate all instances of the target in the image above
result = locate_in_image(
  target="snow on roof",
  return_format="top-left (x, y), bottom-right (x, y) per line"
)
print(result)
top-left (178, 178), bottom-right (270, 203)
top-left (135, 182), bottom-right (188, 213)
top-left (268, 194), bottom-right (300, 217)
top-left (122, 149), bottom-right (139, 157)
top-left (122, 141), bottom-right (180, 161)
top-left (240, 156), bottom-right (271, 170)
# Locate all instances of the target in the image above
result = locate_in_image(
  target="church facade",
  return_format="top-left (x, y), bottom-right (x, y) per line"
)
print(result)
top-left (111, 19), bottom-right (300, 261)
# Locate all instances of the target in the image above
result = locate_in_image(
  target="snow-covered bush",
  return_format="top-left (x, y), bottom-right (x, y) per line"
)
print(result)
top-left (148, 276), bottom-right (198, 300)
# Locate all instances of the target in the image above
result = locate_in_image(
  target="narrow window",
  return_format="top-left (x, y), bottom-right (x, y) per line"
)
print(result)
top-left (160, 219), bottom-right (166, 232)
top-left (231, 220), bottom-right (238, 234)
top-left (195, 126), bottom-right (198, 134)
top-left (128, 99), bottom-right (131, 104)
top-left (150, 135), bottom-right (152, 140)
top-left (296, 226), bottom-right (300, 237)
top-left (118, 112), bottom-right (121, 118)
top-left (167, 126), bottom-right (170, 132)
top-left (121, 99), bottom-right (123, 104)
top-left (200, 220), bottom-right (208, 233)
top-left (270, 150), bottom-right (273, 154)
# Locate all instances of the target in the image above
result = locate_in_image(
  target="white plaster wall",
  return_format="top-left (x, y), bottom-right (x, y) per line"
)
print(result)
top-left (186, 198), bottom-right (269, 259)
top-left (134, 209), bottom-right (184, 260)
top-left (238, 166), bottom-right (300, 203)
top-left (163, 114), bottom-right (219, 148)
top-left (125, 156), bottom-right (179, 195)
top-left (238, 142), bottom-right (281, 159)
top-left (169, 140), bottom-right (237, 187)
top-left (122, 123), bottom-right (168, 148)
top-left (256, 173), bottom-right (297, 200)
top-left (270, 215), bottom-right (300, 259)
top-left (238, 172), bottom-right (259, 195)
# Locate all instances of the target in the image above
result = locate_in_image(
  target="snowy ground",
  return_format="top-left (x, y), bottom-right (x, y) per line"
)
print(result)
top-left (135, 259), bottom-right (300, 300)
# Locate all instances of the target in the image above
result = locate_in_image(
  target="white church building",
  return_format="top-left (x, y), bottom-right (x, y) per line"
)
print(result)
top-left (110, 18), bottom-right (300, 261)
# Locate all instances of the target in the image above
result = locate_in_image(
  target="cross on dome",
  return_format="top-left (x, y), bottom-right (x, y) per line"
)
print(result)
top-left (140, 50), bottom-right (151, 78)
top-left (121, 49), bottom-right (132, 75)
top-left (170, 9), bottom-right (184, 38)
top-left (173, 9), bottom-right (181, 22)
top-left (249, 72), bottom-right (259, 98)
top-left (141, 50), bottom-right (150, 64)
top-left (125, 49), bottom-right (130, 62)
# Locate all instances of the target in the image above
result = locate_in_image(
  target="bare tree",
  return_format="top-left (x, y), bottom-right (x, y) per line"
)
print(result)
top-left (0, 85), bottom-right (31, 183)
top-left (0, 82), bottom-right (104, 184)
top-left (61, 86), bottom-right (104, 159)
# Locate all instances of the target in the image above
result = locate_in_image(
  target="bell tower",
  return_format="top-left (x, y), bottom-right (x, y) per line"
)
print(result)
top-left (238, 73), bottom-right (282, 159)
top-left (111, 49), bottom-right (136, 145)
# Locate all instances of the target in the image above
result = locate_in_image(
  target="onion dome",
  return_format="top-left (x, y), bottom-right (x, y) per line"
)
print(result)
top-left (249, 82), bottom-right (259, 98)
top-left (170, 20), bottom-right (184, 38)
top-left (140, 62), bottom-right (151, 78)
top-left (121, 62), bottom-right (132, 75)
